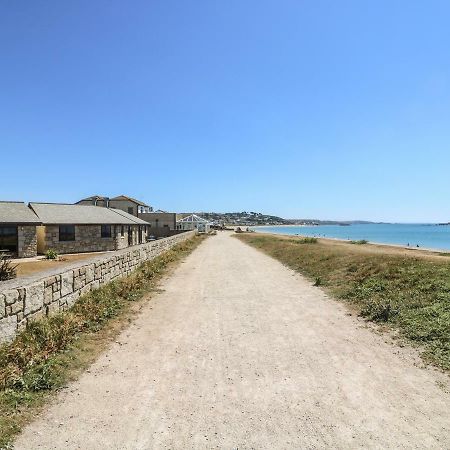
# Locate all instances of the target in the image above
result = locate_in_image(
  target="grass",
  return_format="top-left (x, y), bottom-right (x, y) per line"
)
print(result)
top-left (0, 234), bottom-right (206, 448)
top-left (235, 234), bottom-right (450, 371)
top-left (294, 237), bottom-right (318, 244)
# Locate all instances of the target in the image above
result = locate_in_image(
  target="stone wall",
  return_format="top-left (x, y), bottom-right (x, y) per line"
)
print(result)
top-left (0, 231), bottom-right (196, 343)
top-left (18, 225), bottom-right (37, 258)
top-left (39, 224), bottom-right (148, 254)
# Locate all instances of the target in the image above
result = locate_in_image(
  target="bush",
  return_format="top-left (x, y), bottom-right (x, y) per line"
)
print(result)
top-left (350, 239), bottom-right (368, 245)
top-left (0, 256), bottom-right (17, 281)
top-left (296, 237), bottom-right (318, 244)
top-left (45, 249), bottom-right (58, 260)
top-left (360, 297), bottom-right (398, 322)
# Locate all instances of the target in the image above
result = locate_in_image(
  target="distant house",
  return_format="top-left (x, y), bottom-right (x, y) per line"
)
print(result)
top-left (29, 203), bottom-right (149, 255)
top-left (176, 214), bottom-right (211, 233)
top-left (109, 195), bottom-right (152, 216)
top-left (76, 195), bottom-right (152, 217)
top-left (76, 195), bottom-right (110, 208)
top-left (0, 202), bottom-right (41, 258)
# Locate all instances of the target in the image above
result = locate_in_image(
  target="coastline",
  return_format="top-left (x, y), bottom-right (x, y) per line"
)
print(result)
top-left (250, 227), bottom-right (450, 256)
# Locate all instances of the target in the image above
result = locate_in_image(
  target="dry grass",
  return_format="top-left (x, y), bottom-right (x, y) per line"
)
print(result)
top-left (0, 235), bottom-right (206, 448)
top-left (236, 234), bottom-right (450, 372)
top-left (15, 253), bottom-right (106, 278)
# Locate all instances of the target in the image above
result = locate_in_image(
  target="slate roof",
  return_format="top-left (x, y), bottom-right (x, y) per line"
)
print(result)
top-left (0, 202), bottom-right (41, 224)
top-left (110, 195), bottom-right (149, 207)
top-left (109, 208), bottom-right (149, 225)
top-left (29, 203), bottom-right (149, 225)
top-left (76, 195), bottom-right (109, 203)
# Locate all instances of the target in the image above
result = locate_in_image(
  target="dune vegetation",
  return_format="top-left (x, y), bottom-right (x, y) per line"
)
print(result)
top-left (236, 233), bottom-right (450, 372)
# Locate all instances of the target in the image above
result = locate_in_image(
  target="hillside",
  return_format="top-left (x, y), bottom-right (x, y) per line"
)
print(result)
top-left (196, 211), bottom-right (289, 226)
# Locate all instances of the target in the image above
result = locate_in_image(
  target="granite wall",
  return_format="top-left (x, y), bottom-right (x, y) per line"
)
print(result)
top-left (17, 225), bottom-right (38, 258)
top-left (37, 224), bottom-right (148, 254)
top-left (0, 231), bottom-right (195, 343)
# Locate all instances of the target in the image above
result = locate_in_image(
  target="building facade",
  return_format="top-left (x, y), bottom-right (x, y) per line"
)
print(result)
top-left (109, 195), bottom-right (152, 216)
top-left (76, 195), bottom-right (152, 217)
top-left (30, 203), bottom-right (149, 255)
top-left (0, 202), bottom-right (40, 258)
top-left (139, 211), bottom-right (178, 238)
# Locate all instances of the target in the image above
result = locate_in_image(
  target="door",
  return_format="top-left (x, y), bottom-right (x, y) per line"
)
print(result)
top-left (128, 226), bottom-right (132, 246)
top-left (0, 226), bottom-right (18, 254)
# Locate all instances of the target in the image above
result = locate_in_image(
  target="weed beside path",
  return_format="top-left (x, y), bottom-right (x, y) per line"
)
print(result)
top-left (236, 234), bottom-right (450, 372)
top-left (0, 235), bottom-right (206, 448)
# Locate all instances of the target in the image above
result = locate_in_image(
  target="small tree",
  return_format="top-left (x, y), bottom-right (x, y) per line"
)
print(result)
top-left (0, 256), bottom-right (17, 281)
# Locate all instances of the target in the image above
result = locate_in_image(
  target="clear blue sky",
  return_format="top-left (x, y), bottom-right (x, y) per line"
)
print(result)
top-left (1, 1), bottom-right (449, 222)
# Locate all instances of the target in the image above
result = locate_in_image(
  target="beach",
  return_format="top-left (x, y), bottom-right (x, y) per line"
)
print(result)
top-left (252, 223), bottom-right (450, 252)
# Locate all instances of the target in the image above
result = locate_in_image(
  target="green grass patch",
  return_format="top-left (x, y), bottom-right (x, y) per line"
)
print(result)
top-left (294, 237), bottom-right (318, 244)
top-left (350, 239), bottom-right (369, 245)
top-left (0, 235), bottom-right (206, 448)
top-left (236, 234), bottom-right (450, 371)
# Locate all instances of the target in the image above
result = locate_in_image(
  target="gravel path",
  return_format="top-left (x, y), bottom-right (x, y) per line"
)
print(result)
top-left (14, 232), bottom-right (450, 449)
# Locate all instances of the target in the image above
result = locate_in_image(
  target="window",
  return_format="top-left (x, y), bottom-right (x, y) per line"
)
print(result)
top-left (101, 225), bottom-right (112, 238)
top-left (0, 226), bottom-right (18, 253)
top-left (128, 207), bottom-right (134, 215)
top-left (59, 225), bottom-right (75, 241)
top-left (121, 225), bottom-right (124, 237)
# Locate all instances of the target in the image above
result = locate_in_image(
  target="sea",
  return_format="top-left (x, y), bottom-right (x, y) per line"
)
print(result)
top-left (251, 223), bottom-right (450, 251)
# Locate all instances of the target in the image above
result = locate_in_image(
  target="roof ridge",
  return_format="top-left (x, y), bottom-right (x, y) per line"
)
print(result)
top-left (0, 201), bottom-right (26, 204)
top-left (110, 195), bottom-right (149, 206)
top-left (30, 202), bottom-right (113, 207)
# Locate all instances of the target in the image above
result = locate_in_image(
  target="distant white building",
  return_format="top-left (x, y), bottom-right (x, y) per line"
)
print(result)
top-left (176, 214), bottom-right (211, 233)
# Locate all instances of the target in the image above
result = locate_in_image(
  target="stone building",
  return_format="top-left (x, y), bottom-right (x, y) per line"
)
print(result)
top-left (76, 195), bottom-right (152, 217)
top-left (29, 203), bottom-right (149, 255)
top-left (138, 210), bottom-right (178, 238)
top-left (109, 195), bottom-right (152, 216)
top-left (0, 202), bottom-right (40, 258)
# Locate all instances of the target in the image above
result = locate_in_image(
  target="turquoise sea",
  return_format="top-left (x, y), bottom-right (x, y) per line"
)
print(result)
top-left (252, 224), bottom-right (450, 251)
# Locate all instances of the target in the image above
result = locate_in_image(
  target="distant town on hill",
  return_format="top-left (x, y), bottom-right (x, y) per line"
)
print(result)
top-left (195, 212), bottom-right (377, 226)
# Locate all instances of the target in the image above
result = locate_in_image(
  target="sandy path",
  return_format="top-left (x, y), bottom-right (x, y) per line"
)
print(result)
top-left (14, 232), bottom-right (449, 449)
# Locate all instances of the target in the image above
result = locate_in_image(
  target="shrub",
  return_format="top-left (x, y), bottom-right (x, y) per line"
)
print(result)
top-left (360, 297), bottom-right (398, 322)
top-left (350, 239), bottom-right (368, 245)
top-left (296, 237), bottom-right (318, 244)
top-left (0, 256), bottom-right (17, 281)
top-left (45, 249), bottom-right (58, 260)
top-left (314, 277), bottom-right (322, 286)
